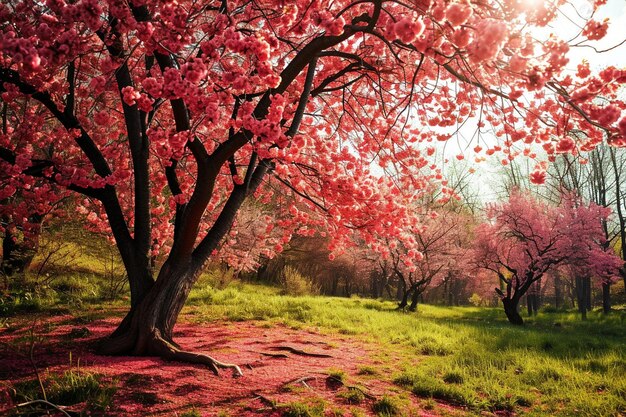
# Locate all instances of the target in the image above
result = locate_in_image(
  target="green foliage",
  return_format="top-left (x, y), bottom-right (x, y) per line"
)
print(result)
top-left (468, 293), bottom-right (484, 307)
top-left (197, 265), bottom-right (237, 289)
top-left (0, 290), bottom-right (45, 316)
top-left (442, 371), bottom-right (464, 384)
top-left (398, 373), bottom-right (476, 407)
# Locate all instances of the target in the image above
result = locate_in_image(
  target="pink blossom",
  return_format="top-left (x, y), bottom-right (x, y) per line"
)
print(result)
top-left (446, 3), bottom-right (473, 27)
top-left (469, 20), bottom-right (507, 63)
top-left (589, 105), bottom-right (621, 126)
top-left (529, 170), bottom-right (546, 184)
top-left (121, 86), bottom-right (141, 106)
top-left (94, 111), bottom-right (110, 125)
top-left (451, 28), bottom-right (472, 48)
top-left (393, 18), bottom-right (425, 44)
top-left (582, 19), bottom-right (609, 40)
top-left (556, 137), bottom-right (575, 153)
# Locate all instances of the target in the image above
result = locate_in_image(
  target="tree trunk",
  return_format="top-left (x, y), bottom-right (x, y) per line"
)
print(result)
top-left (554, 274), bottom-right (562, 310)
top-left (398, 283), bottom-right (411, 310)
top-left (396, 277), bottom-right (403, 301)
top-left (370, 273), bottom-right (378, 299)
top-left (1, 214), bottom-right (42, 278)
top-left (408, 288), bottom-right (420, 312)
top-left (502, 297), bottom-right (524, 325)
top-left (535, 280), bottom-right (541, 313)
top-left (584, 276), bottom-right (592, 311)
top-left (331, 275), bottom-right (339, 296)
top-left (602, 281), bottom-right (611, 314)
top-left (576, 276), bottom-right (588, 321)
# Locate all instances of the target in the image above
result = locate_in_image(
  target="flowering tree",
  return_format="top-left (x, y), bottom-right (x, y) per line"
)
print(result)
top-left (1, 0), bottom-right (624, 369)
top-left (389, 209), bottom-right (471, 311)
top-left (474, 192), bottom-right (620, 325)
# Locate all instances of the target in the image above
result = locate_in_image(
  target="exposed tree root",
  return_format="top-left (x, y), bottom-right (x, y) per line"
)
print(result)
top-left (97, 330), bottom-right (242, 376)
top-left (282, 375), bottom-right (319, 388)
top-left (282, 374), bottom-right (377, 400)
top-left (151, 332), bottom-right (243, 376)
top-left (255, 351), bottom-right (290, 358)
top-left (16, 400), bottom-right (72, 417)
top-left (96, 332), bottom-right (136, 356)
top-left (269, 346), bottom-right (333, 358)
top-left (252, 392), bottom-right (277, 409)
top-left (325, 376), bottom-right (377, 400)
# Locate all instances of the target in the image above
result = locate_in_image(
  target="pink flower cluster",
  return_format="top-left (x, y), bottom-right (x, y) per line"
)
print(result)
top-left (582, 19), bottom-right (609, 41)
top-left (121, 86), bottom-right (141, 106)
top-left (589, 104), bottom-right (621, 126)
top-left (529, 170), bottom-right (546, 185)
top-left (468, 19), bottom-right (507, 63)
top-left (392, 18), bottom-right (425, 44)
top-left (445, 2), bottom-right (473, 27)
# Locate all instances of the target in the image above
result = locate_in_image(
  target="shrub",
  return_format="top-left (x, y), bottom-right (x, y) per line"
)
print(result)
top-left (468, 293), bottom-right (484, 307)
top-left (280, 266), bottom-right (318, 296)
top-left (197, 265), bottom-right (237, 289)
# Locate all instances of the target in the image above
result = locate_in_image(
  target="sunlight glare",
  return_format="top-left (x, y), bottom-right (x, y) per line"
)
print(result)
top-left (522, 0), bottom-right (544, 8)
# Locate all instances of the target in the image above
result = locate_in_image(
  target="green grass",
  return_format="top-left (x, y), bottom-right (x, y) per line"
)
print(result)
top-left (184, 282), bottom-right (626, 417)
top-left (372, 395), bottom-right (403, 416)
top-left (280, 399), bottom-right (326, 417)
top-left (11, 368), bottom-right (117, 415)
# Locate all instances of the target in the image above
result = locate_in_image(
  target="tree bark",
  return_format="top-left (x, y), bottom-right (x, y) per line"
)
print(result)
top-left (408, 288), bottom-right (420, 312)
top-left (1, 215), bottom-right (41, 278)
top-left (602, 281), bottom-right (611, 314)
top-left (576, 276), bottom-right (588, 321)
top-left (502, 297), bottom-right (524, 325)
top-left (398, 283), bottom-right (411, 310)
top-left (395, 277), bottom-right (403, 301)
top-left (584, 276), bottom-right (592, 311)
top-left (526, 292), bottom-right (539, 316)
top-left (554, 274), bottom-right (562, 310)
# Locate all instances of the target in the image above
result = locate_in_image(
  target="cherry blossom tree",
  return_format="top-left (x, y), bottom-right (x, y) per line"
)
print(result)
top-left (390, 209), bottom-right (471, 311)
top-left (1, 0), bottom-right (625, 369)
top-left (474, 192), bottom-right (620, 325)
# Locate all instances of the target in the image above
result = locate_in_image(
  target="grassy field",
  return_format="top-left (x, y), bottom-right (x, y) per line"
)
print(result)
top-left (2, 270), bottom-right (626, 416)
top-left (185, 280), bottom-right (626, 416)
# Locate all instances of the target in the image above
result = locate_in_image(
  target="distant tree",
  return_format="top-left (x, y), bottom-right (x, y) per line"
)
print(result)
top-left (474, 192), bottom-right (620, 325)
top-left (382, 209), bottom-right (472, 311)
